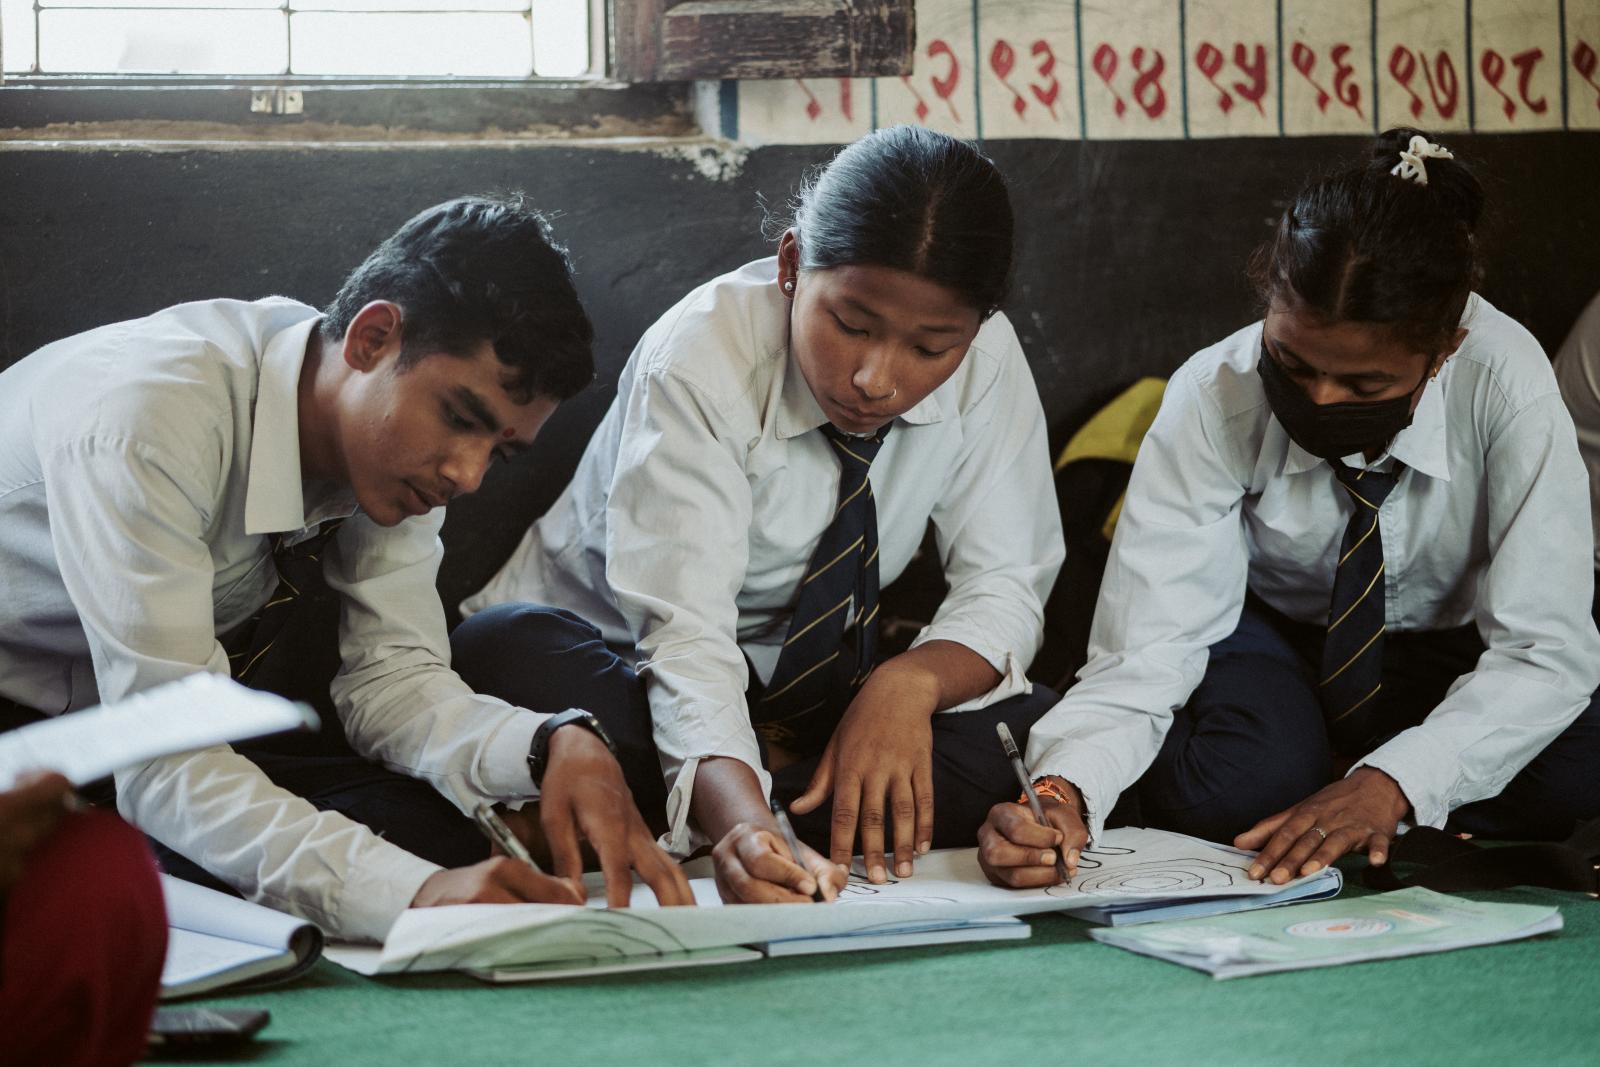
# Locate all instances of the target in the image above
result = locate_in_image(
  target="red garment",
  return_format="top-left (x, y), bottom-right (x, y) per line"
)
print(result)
top-left (0, 810), bottom-right (167, 1067)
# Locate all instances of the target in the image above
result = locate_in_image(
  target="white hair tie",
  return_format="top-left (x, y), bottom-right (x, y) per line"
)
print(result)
top-left (1390, 134), bottom-right (1454, 186)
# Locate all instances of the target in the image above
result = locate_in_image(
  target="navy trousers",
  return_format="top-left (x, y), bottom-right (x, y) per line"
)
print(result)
top-left (1134, 598), bottom-right (1600, 843)
top-left (450, 603), bottom-right (1063, 853)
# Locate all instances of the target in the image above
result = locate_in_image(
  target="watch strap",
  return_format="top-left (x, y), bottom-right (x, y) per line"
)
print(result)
top-left (527, 709), bottom-right (614, 789)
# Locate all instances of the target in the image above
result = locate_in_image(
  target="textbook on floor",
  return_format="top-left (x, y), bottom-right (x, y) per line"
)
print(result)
top-left (1088, 886), bottom-right (1562, 979)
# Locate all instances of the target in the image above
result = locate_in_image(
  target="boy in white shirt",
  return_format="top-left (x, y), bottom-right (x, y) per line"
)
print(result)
top-left (0, 194), bottom-right (691, 941)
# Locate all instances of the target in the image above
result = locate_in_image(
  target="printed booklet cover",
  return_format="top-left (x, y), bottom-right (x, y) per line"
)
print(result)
top-left (1088, 886), bottom-right (1562, 979)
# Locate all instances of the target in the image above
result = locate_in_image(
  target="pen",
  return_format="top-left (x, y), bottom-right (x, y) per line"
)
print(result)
top-left (995, 722), bottom-right (1073, 887)
top-left (473, 802), bottom-right (545, 875)
top-left (770, 799), bottom-right (828, 902)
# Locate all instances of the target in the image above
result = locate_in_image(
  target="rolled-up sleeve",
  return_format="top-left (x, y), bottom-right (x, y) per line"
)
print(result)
top-left (602, 363), bottom-right (770, 855)
top-left (327, 511), bottom-right (552, 810)
top-left (1024, 367), bottom-right (1253, 839)
top-left (914, 324), bottom-right (1065, 709)
top-left (1355, 393), bottom-right (1600, 826)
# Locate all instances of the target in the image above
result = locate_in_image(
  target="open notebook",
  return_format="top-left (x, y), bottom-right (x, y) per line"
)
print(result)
top-left (160, 875), bottom-right (324, 1000)
top-left (325, 827), bottom-right (1338, 983)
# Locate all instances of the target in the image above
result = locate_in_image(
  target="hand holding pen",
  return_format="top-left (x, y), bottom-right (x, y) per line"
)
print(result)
top-left (770, 800), bottom-right (835, 903)
top-left (977, 723), bottom-right (1090, 890)
top-left (409, 804), bottom-right (586, 909)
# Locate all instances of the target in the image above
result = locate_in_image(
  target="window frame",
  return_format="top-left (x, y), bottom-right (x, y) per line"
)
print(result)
top-left (611, 0), bottom-right (914, 82)
top-left (0, 0), bottom-right (912, 134)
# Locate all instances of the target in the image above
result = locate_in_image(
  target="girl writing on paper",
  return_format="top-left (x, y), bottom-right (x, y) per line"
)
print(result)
top-left (979, 128), bottom-right (1600, 889)
top-left (455, 126), bottom-right (1065, 903)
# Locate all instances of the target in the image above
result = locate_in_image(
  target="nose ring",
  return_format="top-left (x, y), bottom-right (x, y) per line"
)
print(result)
top-left (887, 388), bottom-right (898, 400)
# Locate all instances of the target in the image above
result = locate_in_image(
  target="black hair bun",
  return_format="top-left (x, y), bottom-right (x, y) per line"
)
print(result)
top-left (1370, 126), bottom-right (1485, 235)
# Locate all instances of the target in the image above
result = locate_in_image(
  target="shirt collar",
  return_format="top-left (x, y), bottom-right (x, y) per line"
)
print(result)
top-left (244, 315), bottom-right (358, 535)
top-left (773, 344), bottom-right (946, 440)
top-left (1279, 362), bottom-right (1452, 482)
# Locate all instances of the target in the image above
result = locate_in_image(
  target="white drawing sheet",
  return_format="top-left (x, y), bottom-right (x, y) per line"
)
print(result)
top-left (325, 828), bottom-right (1333, 977)
top-left (0, 673), bottom-right (318, 790)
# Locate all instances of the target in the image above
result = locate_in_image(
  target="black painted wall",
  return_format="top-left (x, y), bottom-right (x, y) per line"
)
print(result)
top-left (3, 133), bottom-right (1598, 612)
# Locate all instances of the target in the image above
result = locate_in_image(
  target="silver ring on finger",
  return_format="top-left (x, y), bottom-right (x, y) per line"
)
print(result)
top-left (1310, 826), bottom-right (1328, 841)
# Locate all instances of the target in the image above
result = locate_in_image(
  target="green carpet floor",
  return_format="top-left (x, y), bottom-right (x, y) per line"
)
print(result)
top-left (158, 875), bottom-right (1600, 1066)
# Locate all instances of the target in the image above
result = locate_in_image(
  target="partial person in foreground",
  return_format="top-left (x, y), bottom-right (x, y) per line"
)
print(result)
top-left (1553, 286), bottom-right (1600, 622)
top-left (979, 129), bottom-right (1600, 890)
top-left (0, 195), bottom-right (692, 944)
top-left (457, 126), bottom-right (1066, 903)
top-left (0, 772), bottom-right (166, 1067)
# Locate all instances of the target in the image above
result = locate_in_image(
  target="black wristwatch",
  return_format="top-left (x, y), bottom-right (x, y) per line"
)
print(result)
top-left (527, 709), bottom-right (615, 788)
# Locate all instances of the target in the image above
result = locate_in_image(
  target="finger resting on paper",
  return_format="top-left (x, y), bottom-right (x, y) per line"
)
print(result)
top-left (854, 775), bottom-right (890, 881)
top-left (890, 776), bottom-right (917, 877)
top-left (640, 847), bottom-right (695, 907)
top-left (543, 808), bottom-right (586, 886)
top-left (1272, 829), bottom-right (1327, 884)
top-left (1304, 827), bottom-right (1360, 874)
top-left (1365, 830), bottom-right (1393, 866)
top-left (913, 759), bottom-right (935, 854)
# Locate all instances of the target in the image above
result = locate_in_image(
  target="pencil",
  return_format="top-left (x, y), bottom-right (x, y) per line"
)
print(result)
top-left (771, 799), bottom-right (828, 902)
top-left (473, 802), bottom-right (545, 875)
top-left (995, 722), bottom-right (1073, 886)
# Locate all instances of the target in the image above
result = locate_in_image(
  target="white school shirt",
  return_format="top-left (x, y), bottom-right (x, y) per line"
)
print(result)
top-left (1026, 296), bottom-right (1600, 840)
top-left (1554, 288), bottom-right (1600, 570)
top-left (0, 298), bottom-right (551, 942)
top-left (463, 258), bottom-right (1065, 855)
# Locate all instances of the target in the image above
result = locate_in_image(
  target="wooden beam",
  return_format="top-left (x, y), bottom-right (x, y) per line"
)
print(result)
top-left (613, 0), bottom-right (913, 82)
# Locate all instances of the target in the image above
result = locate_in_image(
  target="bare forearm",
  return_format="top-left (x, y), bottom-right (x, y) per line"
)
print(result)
top-left (689, 757), bottom-right (776, 844)
top-left (876, 640), bottom-right (1002, 711)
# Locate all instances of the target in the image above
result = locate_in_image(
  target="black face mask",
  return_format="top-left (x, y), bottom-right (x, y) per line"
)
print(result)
top-left (1257, 335), bottom-right (1428, 461)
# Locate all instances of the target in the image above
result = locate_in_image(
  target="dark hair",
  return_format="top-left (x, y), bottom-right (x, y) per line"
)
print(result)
top-left (1249, 127), bottom-right (1484, 354)
top-left (777, 125), bottom-right (1014, 318)
top-left (321, 193), bottom-right (594, 402)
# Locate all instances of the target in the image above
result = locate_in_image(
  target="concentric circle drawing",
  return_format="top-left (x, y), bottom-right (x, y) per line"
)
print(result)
top-left (1284, 917), bottom-right (1394, 939)
top-left (1057, 858), bottom-right (1246, 896)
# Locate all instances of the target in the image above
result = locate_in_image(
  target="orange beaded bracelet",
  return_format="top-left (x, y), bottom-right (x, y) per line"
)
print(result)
top-left (1021, 776), bottom-right (1076, 807)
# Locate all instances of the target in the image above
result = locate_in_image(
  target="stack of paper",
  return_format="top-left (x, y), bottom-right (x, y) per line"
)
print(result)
top-left (1088, 886), bottom-right (1563, 979)
top-left (324, 828), bottom-right (1339, 982)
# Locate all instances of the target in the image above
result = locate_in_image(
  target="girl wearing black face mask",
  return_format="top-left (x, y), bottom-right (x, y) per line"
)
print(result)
top-left (976, 128), bottom-right (1600, 895)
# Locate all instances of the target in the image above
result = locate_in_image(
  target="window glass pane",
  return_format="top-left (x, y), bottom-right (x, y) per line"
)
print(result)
top-left (37, 0), bottom-right (275, 9)
top-left (290, 12), bottom-right (531, 76)
top-left (530, 0), bottom-right (585, 76)
top-left (38, 10), bottom-right (286, 73)
top-left (2, 0), bottom-right (39, 73)
top-left (294, 0), bottom-right (529, 11)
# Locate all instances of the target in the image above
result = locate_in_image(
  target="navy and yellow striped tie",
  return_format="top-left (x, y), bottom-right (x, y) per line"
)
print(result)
top-left (226, 519), bottom-right (345, 685)
top-left (1319, 462), bottom-right (1402, 753)
top-left (753, 422), bottom-right (890, 755)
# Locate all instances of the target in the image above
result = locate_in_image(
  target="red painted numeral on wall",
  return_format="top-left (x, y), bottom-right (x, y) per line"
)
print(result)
top-left (1578, 41), bottom-right (1600, 111)
top-left (1291, 41), bottom-right (1363, 118)
top-left (1390, 45), bottom-right (1458, 120)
